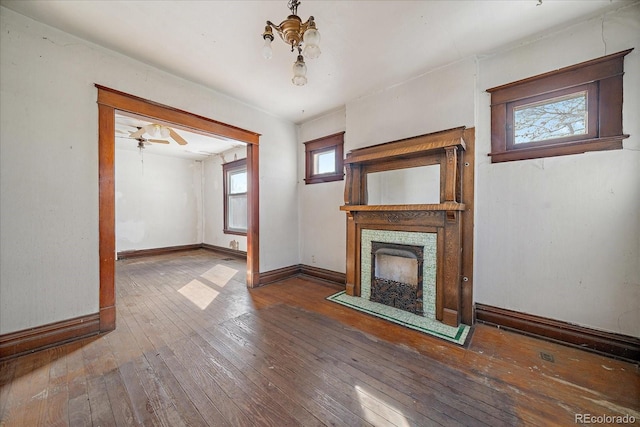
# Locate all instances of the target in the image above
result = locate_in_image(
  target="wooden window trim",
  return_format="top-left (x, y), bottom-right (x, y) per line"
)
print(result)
top-left (304, 132), bottom-right (345, 184)
top-left (223, 158), bottom-right (247, 236)
top-left (487, 49), bottom-right (632, 163)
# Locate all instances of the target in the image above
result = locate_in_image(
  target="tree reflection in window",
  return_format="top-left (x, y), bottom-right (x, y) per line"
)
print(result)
top-left (514, 91), bottom-right (587, 144)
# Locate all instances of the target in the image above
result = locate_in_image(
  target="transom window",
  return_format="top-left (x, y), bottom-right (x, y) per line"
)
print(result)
top-left (304, 132), bottom-right (345, 184)
top-left (487, 49), bottom-right (631, 163)
top-left (223, 158), bottom-right (247, 235)
top-left (513, 91), bottom-right (588, 144)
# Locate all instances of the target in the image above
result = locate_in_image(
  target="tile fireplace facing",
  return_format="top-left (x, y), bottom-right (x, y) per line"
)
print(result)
top-left (361, 229), bottom-right (437, 319)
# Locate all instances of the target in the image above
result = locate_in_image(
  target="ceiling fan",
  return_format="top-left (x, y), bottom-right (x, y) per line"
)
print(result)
top-left (126, 123), bottom-right (188, 145)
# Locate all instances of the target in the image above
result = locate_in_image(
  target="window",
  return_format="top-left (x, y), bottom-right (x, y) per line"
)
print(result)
top-left (223, 158), bottom-right (247, 235)
top-left (487, 49), bottom-right (632, 163)
top-left (304, 132), bottom-right (345, 184)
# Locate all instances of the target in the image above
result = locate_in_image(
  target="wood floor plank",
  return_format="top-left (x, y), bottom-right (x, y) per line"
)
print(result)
top-left (231, 308), bottom-right (458, 426)
top-left (43, 346), bottom-right (69, 426)
top-left (173, 332), bottom-right (301, 427)
top-left (221, 312), bottom-right (416, 425)
top-left (207, 318), bottom-right (375, 426)
top-left (242, 305), bottom-right (471, 426)
top-left (0, 358), bottom-right (17, 422)
top-left (2, 249), bottom-right (637, 426)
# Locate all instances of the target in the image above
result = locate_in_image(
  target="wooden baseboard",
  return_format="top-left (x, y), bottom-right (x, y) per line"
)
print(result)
top-left (0, 313), bottom-right (100, 361)
top-left (475, 303), bottom-right (640, 362)
top-left (258, 264), bottom-right (345, 287)
top-left (117, 244), bottom-right (201, 259)
top-left (258, 265), bottom-right (302, 286)
top-left (299, 265), bottom-right (346, 286)
top-left (117, 243), bottom-right (248, 260)
top-left (201, 243), bottom-right (247, 259)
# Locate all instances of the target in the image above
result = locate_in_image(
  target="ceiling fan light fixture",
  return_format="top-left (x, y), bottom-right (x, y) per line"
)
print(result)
top-left (262, 0), bottom-right (320, 85)
top-left (144, 124), bottom-right (159, 137)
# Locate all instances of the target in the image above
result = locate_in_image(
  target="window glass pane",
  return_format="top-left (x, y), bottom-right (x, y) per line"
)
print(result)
top-left (228, 194), bottom-right (247, 230)
top-left (229, 170), bottom-right (247, 194)
top-left (313, 149), bottom-right (335, 174)
top-left (514, 91), bottom-right (587, 144)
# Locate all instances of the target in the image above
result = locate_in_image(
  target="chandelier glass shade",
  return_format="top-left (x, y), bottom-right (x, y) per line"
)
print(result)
top-left (262, 0), bottom-right (321, 86)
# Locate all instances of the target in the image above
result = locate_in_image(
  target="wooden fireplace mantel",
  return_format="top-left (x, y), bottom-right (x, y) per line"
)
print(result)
top-left (341, 126), bottom-right (473, 327)
top-left (340, 202), bottom-right (466, 212)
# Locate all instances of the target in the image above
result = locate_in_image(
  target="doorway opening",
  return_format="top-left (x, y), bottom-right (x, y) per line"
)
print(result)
top-left (97, 85), bottom-right (260, 332)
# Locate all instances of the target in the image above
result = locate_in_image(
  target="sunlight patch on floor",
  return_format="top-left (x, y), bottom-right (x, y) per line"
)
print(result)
top-left (178, 279), bottom-right (219, 310)
top-left (355, 385), bottom-right (410, 427)
top-left (201, 264), bottom-right (238, 287)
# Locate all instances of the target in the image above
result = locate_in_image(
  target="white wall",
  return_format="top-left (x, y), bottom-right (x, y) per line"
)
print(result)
top-left (474, 4), bottom-right (640, 337)
top-left (298, 108), bottom-right (347, 272)
top-left (297, 7), bottom-right (638, 338)
top-left (115, 150), bottom-right (202, 253)
top-left (345, 57), bottom-right (477, 149)
top-left (203, 146), bottom-right (248, 252)
top-left (0, 7), bottom-right (298, 334)
top-left (297, 60), bottom-right (476, 273)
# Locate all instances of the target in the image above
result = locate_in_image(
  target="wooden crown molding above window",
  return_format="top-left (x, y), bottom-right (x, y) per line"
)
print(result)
top-left (487, 49), bottom-right (632, 163)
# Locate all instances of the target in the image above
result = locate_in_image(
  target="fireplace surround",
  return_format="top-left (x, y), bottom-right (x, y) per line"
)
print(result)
top-left (340, 127), bottom-right (475, 327)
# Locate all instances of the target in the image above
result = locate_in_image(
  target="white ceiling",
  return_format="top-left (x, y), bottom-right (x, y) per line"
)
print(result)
top-left (114, 113), bottom-right (246, 160)
top-left (1, 0), bottom-right (632, 126)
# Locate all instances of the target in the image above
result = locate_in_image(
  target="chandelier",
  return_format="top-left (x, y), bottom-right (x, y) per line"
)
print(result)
top-left (261, 0), bottom-right (321, 86)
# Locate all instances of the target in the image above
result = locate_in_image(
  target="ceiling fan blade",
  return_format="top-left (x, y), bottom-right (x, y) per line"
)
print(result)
top-left (148, 139), bottom-right (170, 144)
top-left (129, 128), bottom-right (146, 138)
top-left (169, 128), bottom-right (188, 145)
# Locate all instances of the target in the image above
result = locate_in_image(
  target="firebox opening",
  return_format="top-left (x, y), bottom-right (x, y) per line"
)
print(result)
top-left (370, 242), bottom-right (424, 316)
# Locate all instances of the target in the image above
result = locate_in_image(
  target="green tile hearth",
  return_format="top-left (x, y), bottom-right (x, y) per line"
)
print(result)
top-left (327, 291), bottom-right (471, 346)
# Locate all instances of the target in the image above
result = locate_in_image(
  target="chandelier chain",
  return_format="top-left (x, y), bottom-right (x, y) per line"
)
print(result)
top-left (288, 0), bottom-right (300, 15)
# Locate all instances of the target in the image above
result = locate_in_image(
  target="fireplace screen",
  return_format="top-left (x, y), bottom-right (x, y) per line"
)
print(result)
top-left (370, 241), bottom-right (424, 316)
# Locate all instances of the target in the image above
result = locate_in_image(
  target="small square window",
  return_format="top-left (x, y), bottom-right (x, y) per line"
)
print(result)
top-left (304, 132), bottom-right (345, 185)
top-left (313, 148), bottom-right (336, 175)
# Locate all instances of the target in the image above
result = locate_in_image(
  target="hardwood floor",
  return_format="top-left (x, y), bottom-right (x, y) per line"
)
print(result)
top-left (1, 249), bottom-right (638, 426)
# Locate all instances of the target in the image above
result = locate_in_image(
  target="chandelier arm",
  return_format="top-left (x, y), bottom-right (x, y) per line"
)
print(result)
top-left (299, 17), bottom-right (315, 34)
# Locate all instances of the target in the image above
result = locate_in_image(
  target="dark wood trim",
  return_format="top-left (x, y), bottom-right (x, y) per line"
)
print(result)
top-left (96, 85), bottom-right (261, 329)
top-left (118, 244), bottom-right (247, 260)
top-left (475, 303), bottom-right (640, 363)
top-left (258, 265), bottom-right (303, 287)
top-left (486, 49), bottom-right (633, 101)
top-left (246, 143), bottom-right (260, 287)
top-left (460, 128), bottom-right (475, 325)
top-left (304, 131), bottom-right (345, 185)
top-left (487, 49), bottom-right (632, 163)
top-left (201, 243), bottom-right (247, 259)
top-left (98, 102), bottom-right (116, 332)
top-left (0, 313), bottom-right (100, 361)
top-left (222, 158), bottom-right (248, 236)
top-left (117, 244), bottom-right (202, 260)
top-left (300, 265), bottom-right (346, 286)
top-left (342, 127), bottom-right (469, 327)
top-left (258, 264), bottom-right (345, 287)
top-left (488, 135), bottom-right (627, 163)
top-left (95, 85), bottom-right (260, 144)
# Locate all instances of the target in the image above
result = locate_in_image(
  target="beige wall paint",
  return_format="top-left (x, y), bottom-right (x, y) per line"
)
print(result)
top-left (0, 7), bottom-right (298, 334)
top-left (297, 5), bottom-right (639, 337)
